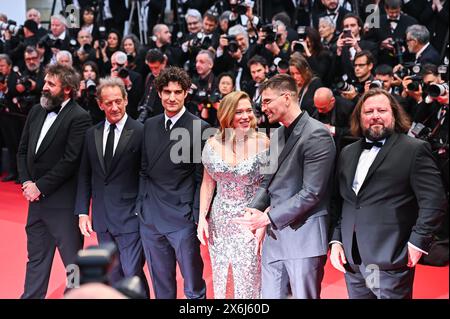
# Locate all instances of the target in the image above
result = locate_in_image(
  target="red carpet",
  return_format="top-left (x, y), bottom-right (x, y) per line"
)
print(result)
top-left (0, 178), bottom-right (448, 299)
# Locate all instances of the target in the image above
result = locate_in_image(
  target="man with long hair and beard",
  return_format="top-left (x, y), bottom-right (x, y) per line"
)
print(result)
top-left (17, 64), bottom-right (91, 298)
top-left (329, 88), bottom-right (447, 299)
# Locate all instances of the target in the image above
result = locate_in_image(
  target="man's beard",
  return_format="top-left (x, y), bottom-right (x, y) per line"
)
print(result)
top-left (40, 90), bottom-right (65, 111)
top-left (363, 124), bottom-right (394, 141)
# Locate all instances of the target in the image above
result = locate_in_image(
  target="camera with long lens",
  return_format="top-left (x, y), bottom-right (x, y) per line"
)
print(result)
top-left (75, 243), bottom-right (147, 298)
top-left (428, 83), bottom-right (449, 98)
top-left (115, 53), bottom-right (129, 79)
top-left (395, 62), bottom-right (421, 79)
top-left (79, 43), bottom-right (93, 54)
top-left (192, 32), bottom-right (213, 50)
top-left (38, 35), bottom-right (63, 50)
top-left (17, 75), bottom-right (33, 91)
top-left (335, 81), bottom-right (353, 92)
top-left (84, 79), bottom-right (96, 96)
top-left (230, 0), bottom-right (248, 15)
top-left (0, 20), bottom-right (21, 35)
top-left (98, 26), bottom-right (107, 48)
top-left (406, 74), bottom-right (423, 92)
top-left (261, 24), bottom-right (277, 45)
top-left (293, 26), bottom-right (307, 52)
top-left (369, 80), bottom-right (384, 89)
top-left (224, 35), bottom-right (239, 53)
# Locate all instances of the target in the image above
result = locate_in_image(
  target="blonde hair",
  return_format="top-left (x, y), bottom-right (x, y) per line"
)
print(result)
top-left (216, 91), bottom-right (258, 142)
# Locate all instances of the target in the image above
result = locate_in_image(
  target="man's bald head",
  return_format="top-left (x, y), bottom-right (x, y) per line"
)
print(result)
top-left (314, 87), bottom-right (335, 114)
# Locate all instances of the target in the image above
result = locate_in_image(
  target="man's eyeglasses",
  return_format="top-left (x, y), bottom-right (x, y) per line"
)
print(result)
top-left (261, 92), bottom-right (289, 107)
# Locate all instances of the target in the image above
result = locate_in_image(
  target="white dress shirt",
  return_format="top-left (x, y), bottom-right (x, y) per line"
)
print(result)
top-left (164, 106), bottom-right (186, 130)
top-left (103, 113), bottom-right (128, 156)
top-left (35, 99), bottom-right (71, 154)
top-left (331, 137), bottom-right (427, 254)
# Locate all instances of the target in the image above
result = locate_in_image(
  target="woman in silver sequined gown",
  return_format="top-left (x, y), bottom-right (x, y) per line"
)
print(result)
top-left (197, 92), bottom-right (269, 299)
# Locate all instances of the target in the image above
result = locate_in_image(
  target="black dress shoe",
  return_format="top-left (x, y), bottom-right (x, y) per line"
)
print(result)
top-left (1, 174), bottom-right (17, 182)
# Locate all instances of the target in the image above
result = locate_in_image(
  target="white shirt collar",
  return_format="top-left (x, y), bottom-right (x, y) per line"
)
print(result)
top-left (58, 98), bottom-right (71, 113)
top-left (416, 42), bottom-right (430, 60)
top-left (164, 106), bottom-right (186, 128)
top-left (106, 113), bottom-right (128, 132)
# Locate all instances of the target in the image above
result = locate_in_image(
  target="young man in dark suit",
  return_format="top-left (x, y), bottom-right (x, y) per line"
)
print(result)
top-left (330, 89), bottom-right (447, 298)
top-left (137, 66), bottom-right (210, 299)
top-left (17, 64), bottom-right (92, 299)
top-left (74, 77), bottom-right (149, 297)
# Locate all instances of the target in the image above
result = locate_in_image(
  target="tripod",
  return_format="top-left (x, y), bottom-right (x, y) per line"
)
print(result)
top-left (126, 0), bottom-right (148, 45)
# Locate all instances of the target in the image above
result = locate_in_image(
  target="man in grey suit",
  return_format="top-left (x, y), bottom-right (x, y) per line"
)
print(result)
top-left (235, 74), bottom-right (336, 298)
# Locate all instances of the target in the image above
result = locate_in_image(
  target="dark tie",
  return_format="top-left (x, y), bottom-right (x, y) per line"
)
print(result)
top-left (104, 123), bottom-right (116, 172)
top-left (362, 140), bottom-right (383, 150)
top-left (166, 119), bottom-right (172, 131)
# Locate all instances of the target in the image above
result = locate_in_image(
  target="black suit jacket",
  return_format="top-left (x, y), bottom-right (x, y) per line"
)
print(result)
top-left (137, 110), bottom-right (210, 233)
top-left (75, 117), bottom-right (143, 235)
top-left (331, 133), bottom-right (446, 270)
top-left (17, 100), bottom-right (92, 209)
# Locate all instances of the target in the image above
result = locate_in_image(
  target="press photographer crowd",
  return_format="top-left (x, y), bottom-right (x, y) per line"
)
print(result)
top-left (0, 0), bottom-right (448, 299)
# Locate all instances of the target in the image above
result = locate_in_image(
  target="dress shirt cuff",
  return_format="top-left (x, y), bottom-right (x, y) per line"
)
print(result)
top-left (329, 240), bottom-right (343, 246)
top-left (408, 242), bottom-right (428, 255)
top-left (78, 214), bottom-right (89, 217)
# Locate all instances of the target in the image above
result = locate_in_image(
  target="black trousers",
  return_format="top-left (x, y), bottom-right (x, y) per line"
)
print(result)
top-left (21, 204), bottom-right (83, 299)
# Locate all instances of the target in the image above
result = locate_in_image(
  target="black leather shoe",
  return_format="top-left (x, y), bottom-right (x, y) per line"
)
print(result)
top-left (1, 174), bottom-right (17, 182)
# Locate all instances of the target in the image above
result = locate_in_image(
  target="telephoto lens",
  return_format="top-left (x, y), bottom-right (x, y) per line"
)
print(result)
top-left (428, 83), bottom-right (449, 98)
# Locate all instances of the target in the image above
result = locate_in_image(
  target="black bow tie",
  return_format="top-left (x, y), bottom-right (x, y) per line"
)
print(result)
top-left (46, 104), bottom-right (62, 114)
top-left (362, 140), bottom-right (383, 150)
top-left (327, 12), bottom-right (337, 17)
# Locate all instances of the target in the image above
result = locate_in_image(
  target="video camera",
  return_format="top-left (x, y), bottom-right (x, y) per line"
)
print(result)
top-left (75, 243), bottom-right (147, 298)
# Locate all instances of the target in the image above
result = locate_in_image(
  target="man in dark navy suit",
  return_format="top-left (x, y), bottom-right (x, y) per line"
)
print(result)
top-left (137, 66), bottom-right (210, 299)
top-left (405, 24), bottom-right (441, 66)
top-left (74, 77), bottom-right (148, 296)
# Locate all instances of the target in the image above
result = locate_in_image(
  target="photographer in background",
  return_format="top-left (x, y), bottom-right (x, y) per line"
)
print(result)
top-left (405, 24), bottom-right (441, 66)
top-left (120, 34), bottom-right (146, 77)
top-left (214, 24), bottom-right (253, 91)
top-left (253, 21), bottom-right (291, 69)
top-left (137, 49), bottom-right (167, 123)
top-left (2, 19), bottom-right (40, 67)
top-left (188, 49), bottom-right (217, 125)
top-left (95, 29), bottom-right (121, 76)
top-left (14, 46), bottom-right (44, 115)
top-left (110, 51), bottom-right (142, 119)
top-left (334, 13), bottom-right (378, 83)
top-left (292, 26), bottom-right (334, 86)
top-left (365, 0), bottom-right (417, 67)
top-left (73, 29), bottom-right (96, 69)
top-left (77, 61), bottom-right (103, 124)
top-left (0, 53), bottom-right (21, 183)
top-left (150, 23), bottom-right (182, 67)
top-left (338, 50), bottom-right (374, 103)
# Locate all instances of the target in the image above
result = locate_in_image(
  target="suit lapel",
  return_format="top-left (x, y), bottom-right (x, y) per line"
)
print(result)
top-left (147, 113), bottom-right (189, 171)
top-left (108, 118), bottom-right (134, 175)
top-left (358, 133), bottom-right (399, 195)
top-left (35, 100), bottom-right (72, 158)
top-left (30, 108), bottom-right (48, 157)
top-left (344, 140), bottom-right (364, 195)
top-left (94, 123), bottom-right (105, 174)
top-left (276, 112), bottom-right (309, 168)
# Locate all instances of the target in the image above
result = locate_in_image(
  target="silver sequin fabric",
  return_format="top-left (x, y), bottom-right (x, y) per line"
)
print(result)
top-left (202, 141), bottom-right (268, 299)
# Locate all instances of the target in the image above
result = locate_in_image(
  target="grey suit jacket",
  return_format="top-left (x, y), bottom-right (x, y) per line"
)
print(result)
top-left (250, 112), bottom-right (336, 261)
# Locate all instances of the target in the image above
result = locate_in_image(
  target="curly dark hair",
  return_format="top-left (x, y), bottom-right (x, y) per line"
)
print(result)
top-left (45, 63), bottom-right (81, 99)
top-left (154, 66), bottom-right (191, 93)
